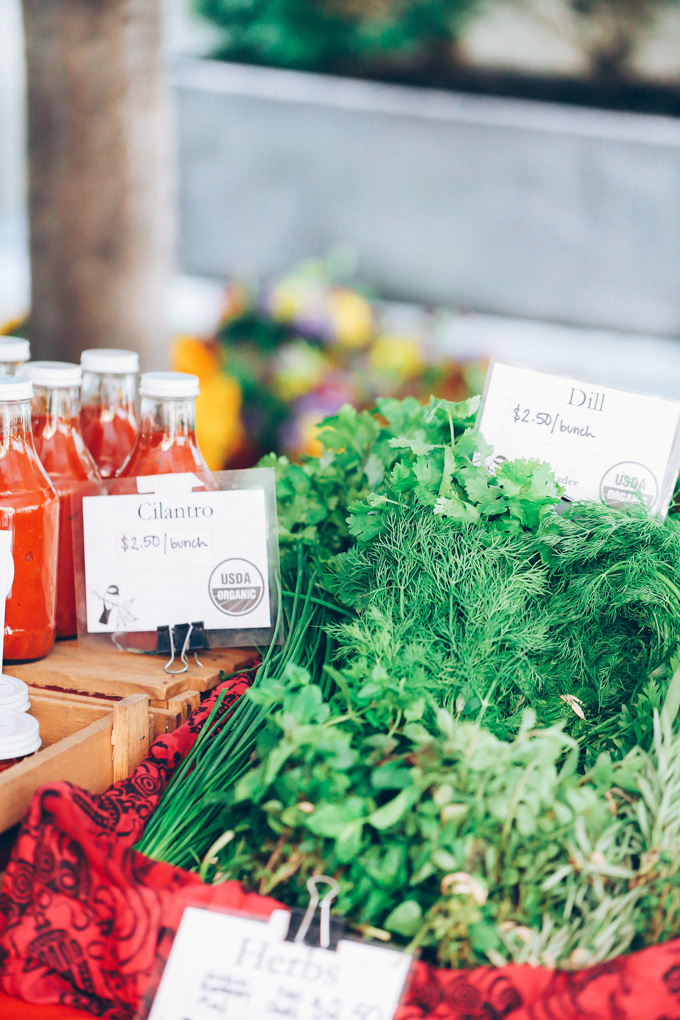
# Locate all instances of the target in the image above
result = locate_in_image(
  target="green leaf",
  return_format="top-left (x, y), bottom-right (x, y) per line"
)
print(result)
top-left (369, 786), bottom-right (420, 830)
top-left (389, 432), bottom-right (437, 457)
top-left (433, 496), bottom-right (479, 522)
top-left (384, 900), bottom-right (423, 937)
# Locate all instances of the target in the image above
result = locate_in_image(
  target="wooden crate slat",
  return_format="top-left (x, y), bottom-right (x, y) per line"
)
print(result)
top-left (112, 695), bottom-right (152, 781)
top-left (12, 640), bottom-right (256, 701)
top-left (28, 687), bottom-right (185, 739)
top-left (0, 715), bottom-right (115, 832)
top-left (151, 689), bottom-right (201, 723)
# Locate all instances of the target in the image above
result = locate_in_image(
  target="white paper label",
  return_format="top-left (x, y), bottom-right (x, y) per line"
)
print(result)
top-left (477, 363), bottom-right (680, 514)
top-left (148, 907), bottom-right (411, 1020)
top-left (82, 488), bottom-right (271, 632)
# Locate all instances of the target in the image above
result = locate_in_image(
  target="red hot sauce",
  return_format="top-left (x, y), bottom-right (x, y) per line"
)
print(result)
top-left (28, 362), bottom-right (102, 639)
top-left (0, 377), bottom-right (59, 662)
top-left (80, 349), bottom-right (139, 479)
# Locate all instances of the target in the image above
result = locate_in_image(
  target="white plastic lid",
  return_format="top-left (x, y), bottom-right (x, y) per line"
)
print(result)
top-left (139, 371), bottom-right (200, 399)
top-left (0, 336), bottom-right (30, 363)
top-left (0, 709), bottom-right (41, 759)
top-left (25, 361), bottom-right (82, 388)
top-left (0, 375), bottom-right (32, 402)
top-left (0, 675), bottom-right (30, 713)
top-left (81, 349), bottom-right (140, 374)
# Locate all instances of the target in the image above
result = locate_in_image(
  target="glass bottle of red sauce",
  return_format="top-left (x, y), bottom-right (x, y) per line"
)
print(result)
top-left (113, 372), bottom-right (214, 652)
top-left (116, 371), bottom-right (214, 484)
top-left (0, 336), bottom-right (30, 376)
top-left (27, 362), bottom-right (102, 640)
top-left (80, 349), bottom-right (139, 479)
top-left (0, 376), bottom-right (59, 662)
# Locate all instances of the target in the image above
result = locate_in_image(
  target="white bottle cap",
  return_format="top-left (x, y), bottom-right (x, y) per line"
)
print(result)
top-left (80, 349), bottom-right (140, 374)
top-left (25, 361), bottom-right (83, 388)
top-left (0, 710), bottom-right (41, 760)
top-left (139, 371), bottom-right (200, 399)
top-left (0, 336), bottom-right (30, 363)
top-left (0, 675), bottom-right (30, 713)
top-left (0, 376), bottom-right (33, 402)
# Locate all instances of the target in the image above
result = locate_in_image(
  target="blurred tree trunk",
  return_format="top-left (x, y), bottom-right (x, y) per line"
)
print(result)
top-left (22, 0), bottom-right (173, 368)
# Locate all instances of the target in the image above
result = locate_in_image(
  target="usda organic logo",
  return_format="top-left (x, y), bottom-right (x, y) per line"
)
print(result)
top-left (209, 558), bottom-right (264, 616)
top-left (600, 461), bottom-right (657, 510)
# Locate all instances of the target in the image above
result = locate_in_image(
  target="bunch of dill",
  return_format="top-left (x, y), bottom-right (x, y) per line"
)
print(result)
top-left (329, 477), bottom-right (680, 748)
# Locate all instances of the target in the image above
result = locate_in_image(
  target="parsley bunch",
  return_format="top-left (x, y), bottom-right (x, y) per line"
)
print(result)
top-left (199, 660), bottom-right (680, 970)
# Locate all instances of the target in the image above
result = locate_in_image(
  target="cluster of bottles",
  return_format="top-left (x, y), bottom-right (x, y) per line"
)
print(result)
top-left (0, 338), bottom-right (211, 664)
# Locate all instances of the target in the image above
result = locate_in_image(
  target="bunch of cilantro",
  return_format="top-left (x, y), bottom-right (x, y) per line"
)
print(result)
top-left (259, 394), bottom-right (562, 574)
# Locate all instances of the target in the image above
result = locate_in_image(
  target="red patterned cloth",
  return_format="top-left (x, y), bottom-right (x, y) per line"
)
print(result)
top-left (2, 671), bottom-right (680, 1020)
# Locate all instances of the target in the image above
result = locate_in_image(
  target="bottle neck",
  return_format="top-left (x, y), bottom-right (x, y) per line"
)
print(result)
top-left (32, 385), bottom-right (82, 428)
top-left (81, 371), bottom-right (137, 411)
top-left (0, 399), bottom-right (32, 447)
top-left (0, 362), bottom-right (26, 377)
top-left (139, 396), bottom-right (197, 443)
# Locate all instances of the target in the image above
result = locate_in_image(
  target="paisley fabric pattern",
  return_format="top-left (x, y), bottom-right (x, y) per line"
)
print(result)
top-left (2, 672), bottom-right (680, 1020)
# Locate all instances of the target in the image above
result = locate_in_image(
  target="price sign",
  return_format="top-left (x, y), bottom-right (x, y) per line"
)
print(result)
top-left (147, 907), bottom-right (411, 1020)
top-left (477, 363), bottom-right (680, 515)
top-left (81, 473), bottom-right (275, 635)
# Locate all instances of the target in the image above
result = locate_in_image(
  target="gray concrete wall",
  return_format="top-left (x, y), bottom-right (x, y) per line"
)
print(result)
top-left (175, 58), bottom-right (680, 338)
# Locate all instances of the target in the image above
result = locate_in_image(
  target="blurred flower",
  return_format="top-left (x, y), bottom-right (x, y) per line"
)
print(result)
top-left (369, 334), bottom-right (425, 380)
top-left (272, 341), bottom-right (328, 401)
top-left (195, 373), bottom-right (245, 471)
top-left (220, 281), bottom-right (251, 323)
top-left (269, 279), bottom-right (311, 323)
top-left (172, 334), bottom-right (222, 382)
top-left (172, 334), bottom-right (245, 470)
top-left (326, 288), bottom-right (373, 347)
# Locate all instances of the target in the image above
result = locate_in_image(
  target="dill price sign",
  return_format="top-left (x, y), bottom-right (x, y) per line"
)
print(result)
top-left (147, 907), bottom-right (412, 1020)
top-left (81, 485), bottom-right (272, 634)
top-left (478, 363), bottom-right (680, 516)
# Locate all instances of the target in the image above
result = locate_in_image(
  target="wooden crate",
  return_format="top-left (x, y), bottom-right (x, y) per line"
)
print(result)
top-left (0, 692), bottom-right (153, 834)
top-left (25, 686), bottom-right (190, 739)
top-left (10, 639), bottom-right (255, 707)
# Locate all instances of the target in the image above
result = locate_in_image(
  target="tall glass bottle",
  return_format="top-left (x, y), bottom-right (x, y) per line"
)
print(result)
top-left (116, 372), bottom-right (213, 484)
top-left (80, 349), bottom-right (139, 479)
top-left (114, 372), bottom-right (213, 653)
top-left (0, 377), bottom-right (59, 662)
top-left (27, 362), bottom-right (102, 639)
top-left (0, 337), bottom-right (30, 377)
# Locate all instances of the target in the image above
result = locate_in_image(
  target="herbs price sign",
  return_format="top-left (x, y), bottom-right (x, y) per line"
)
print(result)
top-left (147, 906), bottom-right (411, 1020)
top-left (478, 363), bottom-right (680, 515)
top-left (81, 473), bottom-right (274, 636)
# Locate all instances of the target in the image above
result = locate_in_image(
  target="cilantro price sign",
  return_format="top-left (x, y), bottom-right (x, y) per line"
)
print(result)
top-left (478, 363), bottom-right (680, 516)
top-left (147, 907), bottom-right (412, 1020)
top-left (82, 486), bottom-right (272, 634)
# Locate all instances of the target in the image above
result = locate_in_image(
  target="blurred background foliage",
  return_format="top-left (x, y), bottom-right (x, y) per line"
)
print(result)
top-left (196, 0), bottom-right (680, 80)
top-left (196, 0), bottom-right (486, 74)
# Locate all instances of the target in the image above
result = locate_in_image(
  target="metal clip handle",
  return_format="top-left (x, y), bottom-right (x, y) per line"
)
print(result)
top-left (294, 875), bottom-right (340, 950)
top-left (164, 623), bottom-right (193, 675)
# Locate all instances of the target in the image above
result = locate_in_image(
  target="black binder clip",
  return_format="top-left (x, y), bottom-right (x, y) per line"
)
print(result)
top-left (157, 621), bottom-right (207, 675)
top-left (285, 876), bottom-right (343, 951)
top-left (554, 495), bottom-right (575, 516)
